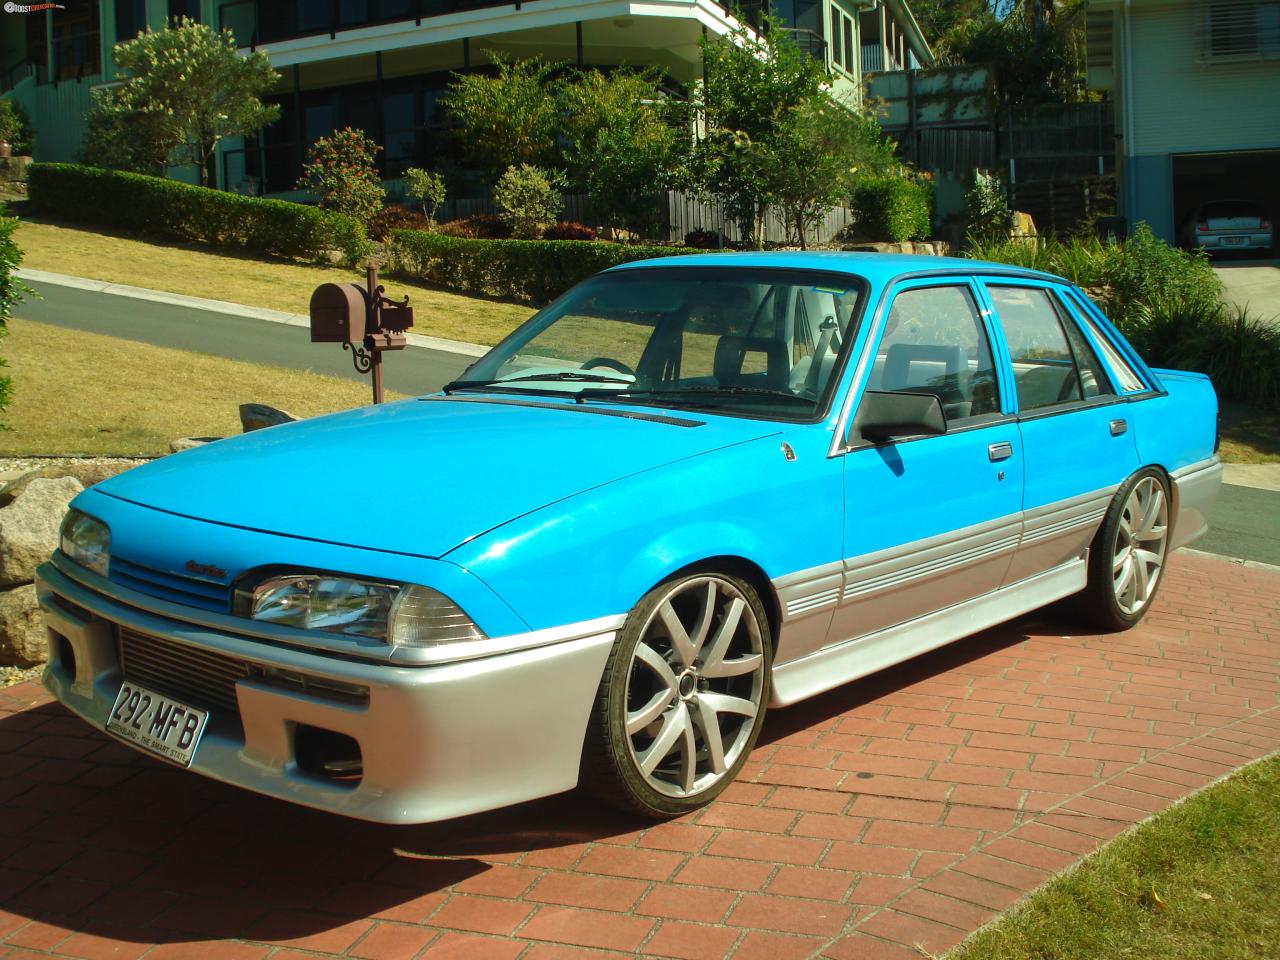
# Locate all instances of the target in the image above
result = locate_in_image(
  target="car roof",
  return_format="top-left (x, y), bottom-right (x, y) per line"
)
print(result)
top-left (607, 251), bottom-right (1066, 286)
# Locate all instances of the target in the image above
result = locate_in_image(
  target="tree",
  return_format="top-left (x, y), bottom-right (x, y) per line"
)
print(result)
top-left (297, 128), bottom-right (386, 224)
top-left (691, 17), bottom-right (829, 247)
top-left (99, 17), bottom-right (279, 185)
top-left (769, 97), bottom-right (897, 248)
top-left (404, 167), bottom-right (446, 221)
top-left (907, 0), bottom-right (991, 45)
top-left (934, 1), bottom-right (1086, 106)
top-left (559, 67), bottom-right (685, 238)
top-left (443, 53), bottom-right (560, 177)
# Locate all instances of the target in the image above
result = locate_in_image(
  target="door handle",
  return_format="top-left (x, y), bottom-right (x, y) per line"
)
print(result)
top-left (988, 441), bottom-right (1013, 462)
top-left (1110, 418), bottom-right (1128, 436)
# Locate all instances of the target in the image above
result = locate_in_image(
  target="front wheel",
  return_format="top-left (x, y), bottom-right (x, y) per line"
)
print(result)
top-left (1081, 468), bottom-right (1171, 631)
top-left (582, 571), bottom-right (772, 817)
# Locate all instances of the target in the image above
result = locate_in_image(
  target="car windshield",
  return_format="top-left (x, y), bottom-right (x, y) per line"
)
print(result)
top-left (453, 267), bottom-right (867, 421)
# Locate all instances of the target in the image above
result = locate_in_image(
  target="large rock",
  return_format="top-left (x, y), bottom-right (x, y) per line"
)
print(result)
top-left (0, 584), bottom-right (45, 667)
top-left (0, 476), bottom-right (84, 587)
top-left (0, 460), bottom-right (142, 508)
top-left (239, 403), bottom-right (299, 433)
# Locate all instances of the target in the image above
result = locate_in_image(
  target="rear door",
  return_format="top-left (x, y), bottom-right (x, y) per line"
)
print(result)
top-left (979, 279), bottom-right (1141, 584)
top-left (828, 279), bottom-right (1024, 646)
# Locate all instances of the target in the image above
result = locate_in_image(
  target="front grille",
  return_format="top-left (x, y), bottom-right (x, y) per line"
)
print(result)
top-left (110, 557), bottom-right (230, 612)
top-left (118, 627), bottom-right (249, 716)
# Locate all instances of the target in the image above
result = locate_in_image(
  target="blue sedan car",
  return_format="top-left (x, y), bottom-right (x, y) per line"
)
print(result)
top-left (41, 253), bottom-right (1222, 822)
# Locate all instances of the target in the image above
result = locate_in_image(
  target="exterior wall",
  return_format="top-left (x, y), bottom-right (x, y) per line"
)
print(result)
top-left (1129, 1), bottom-right (1280, 156)
top-left (10, 78), bottom-right (96, 162)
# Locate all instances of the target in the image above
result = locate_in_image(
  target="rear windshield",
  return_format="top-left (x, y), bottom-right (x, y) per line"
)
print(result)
top-left (1202, 201), bottom-right (1263, 220)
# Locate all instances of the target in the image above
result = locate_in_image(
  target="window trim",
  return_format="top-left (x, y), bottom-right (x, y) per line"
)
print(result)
top-left (1057, 288), bottom-right (1152, 395)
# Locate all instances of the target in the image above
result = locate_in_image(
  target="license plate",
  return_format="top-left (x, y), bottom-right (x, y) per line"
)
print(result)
top-left (1223, 236), bottom-right (1247, 245)
top-left (107, 682), bottom-right (208, 767)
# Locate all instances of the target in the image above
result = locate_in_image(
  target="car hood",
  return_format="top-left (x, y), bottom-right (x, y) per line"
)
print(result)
top-left (97, 396), bottom-right (777, 558)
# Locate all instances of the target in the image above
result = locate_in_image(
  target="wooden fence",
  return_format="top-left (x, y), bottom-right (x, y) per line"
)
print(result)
top-left (435, 190), bottom-right (858, 246)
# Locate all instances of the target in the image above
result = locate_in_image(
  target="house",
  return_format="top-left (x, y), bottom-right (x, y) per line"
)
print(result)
top-left (3, 0), bottom-right (931, 195)
top-left (1083, 0), bottom-right (1280, 246)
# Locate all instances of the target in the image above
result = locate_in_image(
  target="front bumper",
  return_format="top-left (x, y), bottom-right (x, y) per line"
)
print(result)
top-left (37, 560), bottom-right (617, 824)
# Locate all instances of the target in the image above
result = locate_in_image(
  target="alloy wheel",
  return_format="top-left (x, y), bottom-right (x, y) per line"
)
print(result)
top-left (623, 575), bottom-right (767, 799)
top-left (1111, 475), bottom-right (1169, 615)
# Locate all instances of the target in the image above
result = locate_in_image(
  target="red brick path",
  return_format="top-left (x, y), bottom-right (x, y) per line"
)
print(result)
top-left (2, 551), bottom-right (1278, 960)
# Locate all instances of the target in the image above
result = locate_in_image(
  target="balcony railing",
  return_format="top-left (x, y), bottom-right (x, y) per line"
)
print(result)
top-left (218, 0), bottom-right (525, 48)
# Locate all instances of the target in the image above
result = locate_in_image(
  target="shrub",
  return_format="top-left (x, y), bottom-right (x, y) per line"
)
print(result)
top-left (543, 221), bottom-right (597, 241)
top-left (684, 228), bottom-right (723, 250)
top-left (847, 175), bottom-right (933, 243)
top-left (297, 127), bottom-right (385, 224)
top-left (403, 167), bottom-right (445, 221)
top-left (436, 214), bottom-right (511, 239)
top-left (492, 164), bottom-right (562, 239)
top-left (388, 229), bottom-right (697, 305)
top-left (29, 162), bottom-right (369, 264)
top-left (0, 98), bottom-right (28, 153)
top-left (367, 206), bottom-right (432, 241)
top-left (965, 169), bottom-right (1012, 238)
top-left (0, 208), bottom-right (24, 423)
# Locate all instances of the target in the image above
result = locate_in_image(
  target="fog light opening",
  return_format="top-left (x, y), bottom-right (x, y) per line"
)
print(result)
top-left (293, 724), bottom-right (363, 786)
top-left (53, 632), bottom-right (76, 680)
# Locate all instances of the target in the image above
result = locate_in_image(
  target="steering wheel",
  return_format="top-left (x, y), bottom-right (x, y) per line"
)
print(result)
top-left (581, 357), bottom-right (636, 378)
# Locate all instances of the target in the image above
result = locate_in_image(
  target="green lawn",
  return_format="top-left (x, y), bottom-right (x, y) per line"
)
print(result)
top-left (947, 753), bottom-right (1280, 960)
top-left (0, 318), bottom-right (405, 456)
top-left (13, 217), bottom-right (535, 346)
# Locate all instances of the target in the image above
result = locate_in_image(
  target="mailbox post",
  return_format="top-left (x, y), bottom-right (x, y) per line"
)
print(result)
top-left (309, 266), bottom-right (414, 405)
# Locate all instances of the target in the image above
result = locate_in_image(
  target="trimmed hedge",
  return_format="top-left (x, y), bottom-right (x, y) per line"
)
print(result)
top-left (848, 176), bottom-right (933, 243)
top-left (389, 229), bottom-right (699, 305)
top-left (29, 162), bottom-right (368, 264)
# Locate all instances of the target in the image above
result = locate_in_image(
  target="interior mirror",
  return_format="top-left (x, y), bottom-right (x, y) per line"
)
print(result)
top-left (851, 390), bottom-right (947, 444)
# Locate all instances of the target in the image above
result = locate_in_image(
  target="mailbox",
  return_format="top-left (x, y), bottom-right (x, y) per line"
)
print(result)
top-left (309, 283), bottom-right (368, 343)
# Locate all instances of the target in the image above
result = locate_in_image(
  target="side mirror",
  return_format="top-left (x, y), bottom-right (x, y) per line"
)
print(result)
top-left (851, 390), bottom-right (947, 445)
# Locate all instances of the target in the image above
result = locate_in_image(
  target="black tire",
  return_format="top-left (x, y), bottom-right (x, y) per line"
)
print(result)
top-left (581, 570), bottom-right (772, 818)
top-left (1079, 467), bottom-right (1172, 632)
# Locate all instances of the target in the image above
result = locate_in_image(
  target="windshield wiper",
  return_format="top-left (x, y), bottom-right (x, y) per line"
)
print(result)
top-left (442, 372), bottom-right (633, 394)
top-left (578, 385), bottom-right (813, 405)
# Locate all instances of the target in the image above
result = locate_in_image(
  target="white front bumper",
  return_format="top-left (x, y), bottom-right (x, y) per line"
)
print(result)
top-left (37, 561), bottom-right (615, 824)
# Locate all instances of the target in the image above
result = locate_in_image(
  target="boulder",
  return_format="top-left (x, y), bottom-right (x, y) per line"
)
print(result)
top-left (0, 460), bottom-right (141, 508)
top-left (0, 476), bottom-right (84, 588)
top-left (0, 584), bottom-right (45, 667)
top-left (1010, 210), bottom-right (1038, 238)
top-left (239, 403), bottom-right (299, 433)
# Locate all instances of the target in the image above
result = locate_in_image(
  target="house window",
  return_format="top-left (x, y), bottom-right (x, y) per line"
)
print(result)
top-left (1205, 0), bottom-right (1280, 60)
top-left (115, 0), bottom-right (145, 41)
top-left (830, 6), bottom-right (842, 68)
top-left (168, 0), bottom-right (201, 22)
top-left (52, 0), bottom-right (101, 81)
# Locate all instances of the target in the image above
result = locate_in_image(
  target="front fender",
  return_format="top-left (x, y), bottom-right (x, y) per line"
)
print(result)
top-left (448, 429), bottom-right (844, 630)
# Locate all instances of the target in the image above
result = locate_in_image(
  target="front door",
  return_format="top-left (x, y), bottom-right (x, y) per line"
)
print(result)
top-left (828, 280), bottom-right (1024, 646)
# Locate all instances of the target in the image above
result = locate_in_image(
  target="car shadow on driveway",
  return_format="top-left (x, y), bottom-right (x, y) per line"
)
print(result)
top-left (0, 609), bottom-right (1064, 949)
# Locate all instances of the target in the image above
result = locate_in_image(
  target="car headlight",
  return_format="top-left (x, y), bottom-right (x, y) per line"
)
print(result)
top-left (59, 509), bottom-right (110, 577)
top-left (238, 572), bottom-right (486, 648)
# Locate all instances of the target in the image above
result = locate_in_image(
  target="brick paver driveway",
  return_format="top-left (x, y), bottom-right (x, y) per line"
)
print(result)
top-left (2, 551), bottom-right (1278, 960)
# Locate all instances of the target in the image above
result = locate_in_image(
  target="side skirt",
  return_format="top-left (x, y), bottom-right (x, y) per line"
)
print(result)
top-left (770, 557), bottom-right (1088, 707)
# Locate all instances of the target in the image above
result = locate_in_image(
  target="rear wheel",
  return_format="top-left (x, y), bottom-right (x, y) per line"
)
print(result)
top-left (582, 571), bottom-right (772, 817)
top-left (1081, 468), bottom-right (1171, 631)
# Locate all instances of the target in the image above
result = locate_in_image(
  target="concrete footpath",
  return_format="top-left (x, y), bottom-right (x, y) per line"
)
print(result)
top-left (0, 551), bottom-right (1277, 959)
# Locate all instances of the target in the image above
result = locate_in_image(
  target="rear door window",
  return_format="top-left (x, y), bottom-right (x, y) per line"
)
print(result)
top-left (987, 285), bottom-right (1115, 413)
